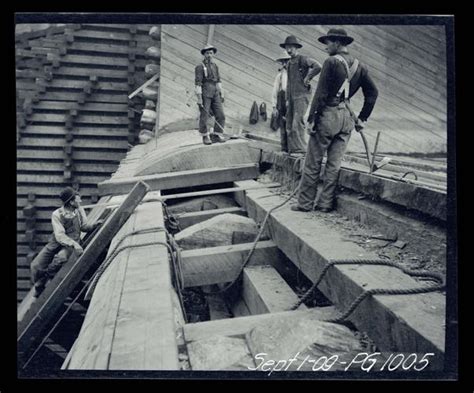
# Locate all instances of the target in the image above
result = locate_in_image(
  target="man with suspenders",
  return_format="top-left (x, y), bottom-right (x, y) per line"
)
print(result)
top-left (195, 44), bottom-right (227, 145)
top-left (292, 28), bottom-right (379, 212)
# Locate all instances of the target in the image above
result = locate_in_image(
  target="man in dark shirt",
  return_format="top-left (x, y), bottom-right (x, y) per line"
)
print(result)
top-left (280, 35), bottom-right (322, 155)
top-left (292, 28), bottom-right (378, 212)
top-left (195, 44), bottom-right (226, 145)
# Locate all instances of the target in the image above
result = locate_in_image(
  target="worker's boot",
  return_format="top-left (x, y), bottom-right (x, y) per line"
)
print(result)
top-left (202, 134), bottom-right (212, 145)
top-left (210, 132), bottom-right (226, 143)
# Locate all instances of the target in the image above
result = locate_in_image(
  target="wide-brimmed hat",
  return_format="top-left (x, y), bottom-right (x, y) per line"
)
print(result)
top-left (59, 186), bottom-right (78, 204)
top-left (279, 35), bottom-right (302, 49)
top-left (201, 44), bottom-right (217, 55)
top-left (318, 28), bottom-right (354, 45)
top-left (275, 51), bottom-right (292, 62)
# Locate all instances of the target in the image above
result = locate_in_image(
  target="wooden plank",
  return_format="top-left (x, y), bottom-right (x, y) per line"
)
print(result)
top-left (27, 113), bottom-right (129, 125)
top-left (16, 161), bottom-right (119, 174)
top-left (17, 137), bottom-right (129, 150)
top-left (17, 181), bottom-right (149, 357)
top-left (180, 240), bottom-right (282, 288)
top-left (176, 207), bottom-right (247, 229)
top-left (183, 307), bottom-right (338, 343)
top-left (31, 101), bottom-right (128, 113)
top-left (18, 90), bottom-right (128, 104)
top-left (19, 126), bottom-right (129, 139)
top-left (17, 148), bottom-right (125, 163)
top-left (242, 265), bottom-right (306, 315)
top-left (241, 181), bottom-right (446, 370)
top-left (98, 165), bottom-right (259, 196)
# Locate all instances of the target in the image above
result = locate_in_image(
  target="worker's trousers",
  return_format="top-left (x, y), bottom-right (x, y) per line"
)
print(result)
top-left (297, 104), bottom-right (355, 210)
top-left (285, 95), bottom-right (309, 154)
top-left (30, 239), bottom-right (73, 291)
top-left (199, 93), bottom-right (225, 134)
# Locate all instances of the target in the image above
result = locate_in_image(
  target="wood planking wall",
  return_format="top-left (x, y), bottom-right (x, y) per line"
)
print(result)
top-left (159, 24), bottom-right (447, 154)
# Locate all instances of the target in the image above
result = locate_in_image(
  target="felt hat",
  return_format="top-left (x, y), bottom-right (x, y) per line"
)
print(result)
top-left (279, 35), bottom-right (303, 49)
top-left (318, 28), bottom-right (354, 45)
top-left (59, 187), bottom-right (77, 204)
top-left (201, 44), bottom-right (217, 55)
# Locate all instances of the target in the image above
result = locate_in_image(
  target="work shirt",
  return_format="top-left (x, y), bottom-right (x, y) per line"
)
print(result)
top-left (271, 68), bottom-right (288, 108)
top-left (51, 205), bottom-right (93, 248)
top-left (195, 59), bottom-right (221, 98)
top-left (286, 54), bottom-right (322, 99)
top-left (308, 51), bottom-right (378, 121)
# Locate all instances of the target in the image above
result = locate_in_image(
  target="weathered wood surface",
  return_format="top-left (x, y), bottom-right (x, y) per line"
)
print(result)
top-left (98, 165), bottom-right (259, 196)
top-left (242, 265), bottom-right (306, 315)
top-left (17, 182), bottom-right (149, 357)
top-left (160, 24), bottom-right (447, 154)
top-left (180, 240), bottom-right (282, 288)
top-left (134, 131), bottom-right (261, 176)
top-left (183, 307), bottom-right (338, 343)
top-left (239, 180), bottom-right (446, 370)
top-left (64, 194), bottom-right (180, 370)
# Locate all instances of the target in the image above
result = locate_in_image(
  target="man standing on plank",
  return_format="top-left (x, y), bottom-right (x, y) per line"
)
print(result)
top-left (30, 187), bottom-right (103, 297)
top-left (195, 44), bottom-right (227, 145)
top-left (292, 28), bottom-right (378, 213)
top-left (280, 35), bottom-right (322, 156)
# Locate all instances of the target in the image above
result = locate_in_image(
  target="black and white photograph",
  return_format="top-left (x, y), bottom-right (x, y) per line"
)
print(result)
top-left (14, 13), bottom-right (457, 381)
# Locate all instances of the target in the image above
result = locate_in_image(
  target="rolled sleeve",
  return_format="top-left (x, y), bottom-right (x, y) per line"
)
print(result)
top-left (79, 206), bottom-right (94, 232)
top-left (52, 211), bottom-right (79, 248)
top-left (305, 57), bottom-right (322, 80)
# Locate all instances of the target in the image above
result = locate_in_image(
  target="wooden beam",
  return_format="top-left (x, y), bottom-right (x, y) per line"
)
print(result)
top-left (85, 183), bottom-right (279, 209)
top-left (128, 73), bottom-right (159, 99)
top-left (242, 266), bottom-right (306, 315)
top-left (240, 180), bottom-right (446, 370)
top-left (98, 165), bottom-right (259, 196)
top-left (180, 240), bottom-right (282, 288)
top-left (183, 307), bottom-right (338, 343)
top-left (17, 182), bottom-right (149, 358)
top-left (176, 207), bottom-right (246, 229)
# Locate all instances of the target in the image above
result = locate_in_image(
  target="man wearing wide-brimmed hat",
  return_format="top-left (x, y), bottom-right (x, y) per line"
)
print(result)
top-left (292, 28), bottom-right (379, 213)
top-left (271, 51), bottom-right (292, 152)
top-left (30, 187), bottom-right (103, 297)
top-left (195, 44), bottom-right (226, 145)
top-left (280, 35), bottom-right (322, 155)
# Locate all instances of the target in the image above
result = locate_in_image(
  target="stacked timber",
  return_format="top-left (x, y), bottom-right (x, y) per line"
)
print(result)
top-left (16, 23), bottom-right (158, 302)
top-left (137, 26), bottom-right (161, 144)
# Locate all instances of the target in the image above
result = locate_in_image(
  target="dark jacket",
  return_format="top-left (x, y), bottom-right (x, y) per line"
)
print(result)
top-left (309, 52), bottom-right (378, 121)
top-left (195, 60), bottom-right (221, 98)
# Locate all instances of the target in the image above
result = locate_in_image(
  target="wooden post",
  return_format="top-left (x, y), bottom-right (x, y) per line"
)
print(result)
top-left (17, 181), bottom-right (150, 357)
top-left (207, 25), bottom-right (215, 45)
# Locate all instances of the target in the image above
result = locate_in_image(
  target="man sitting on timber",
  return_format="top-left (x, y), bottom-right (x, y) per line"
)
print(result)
top-left (30, 187), bottom-right (103, 297)
top-left (292, 28), bottom-right (378, 213)
top-left (280, 35), bottom-right (322, 156)
top-left (195, 44), bottom-right (227, 145)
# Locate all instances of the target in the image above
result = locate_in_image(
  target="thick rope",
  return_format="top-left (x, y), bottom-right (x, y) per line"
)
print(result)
top-left (290, 259), bottom-right (445, 324)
